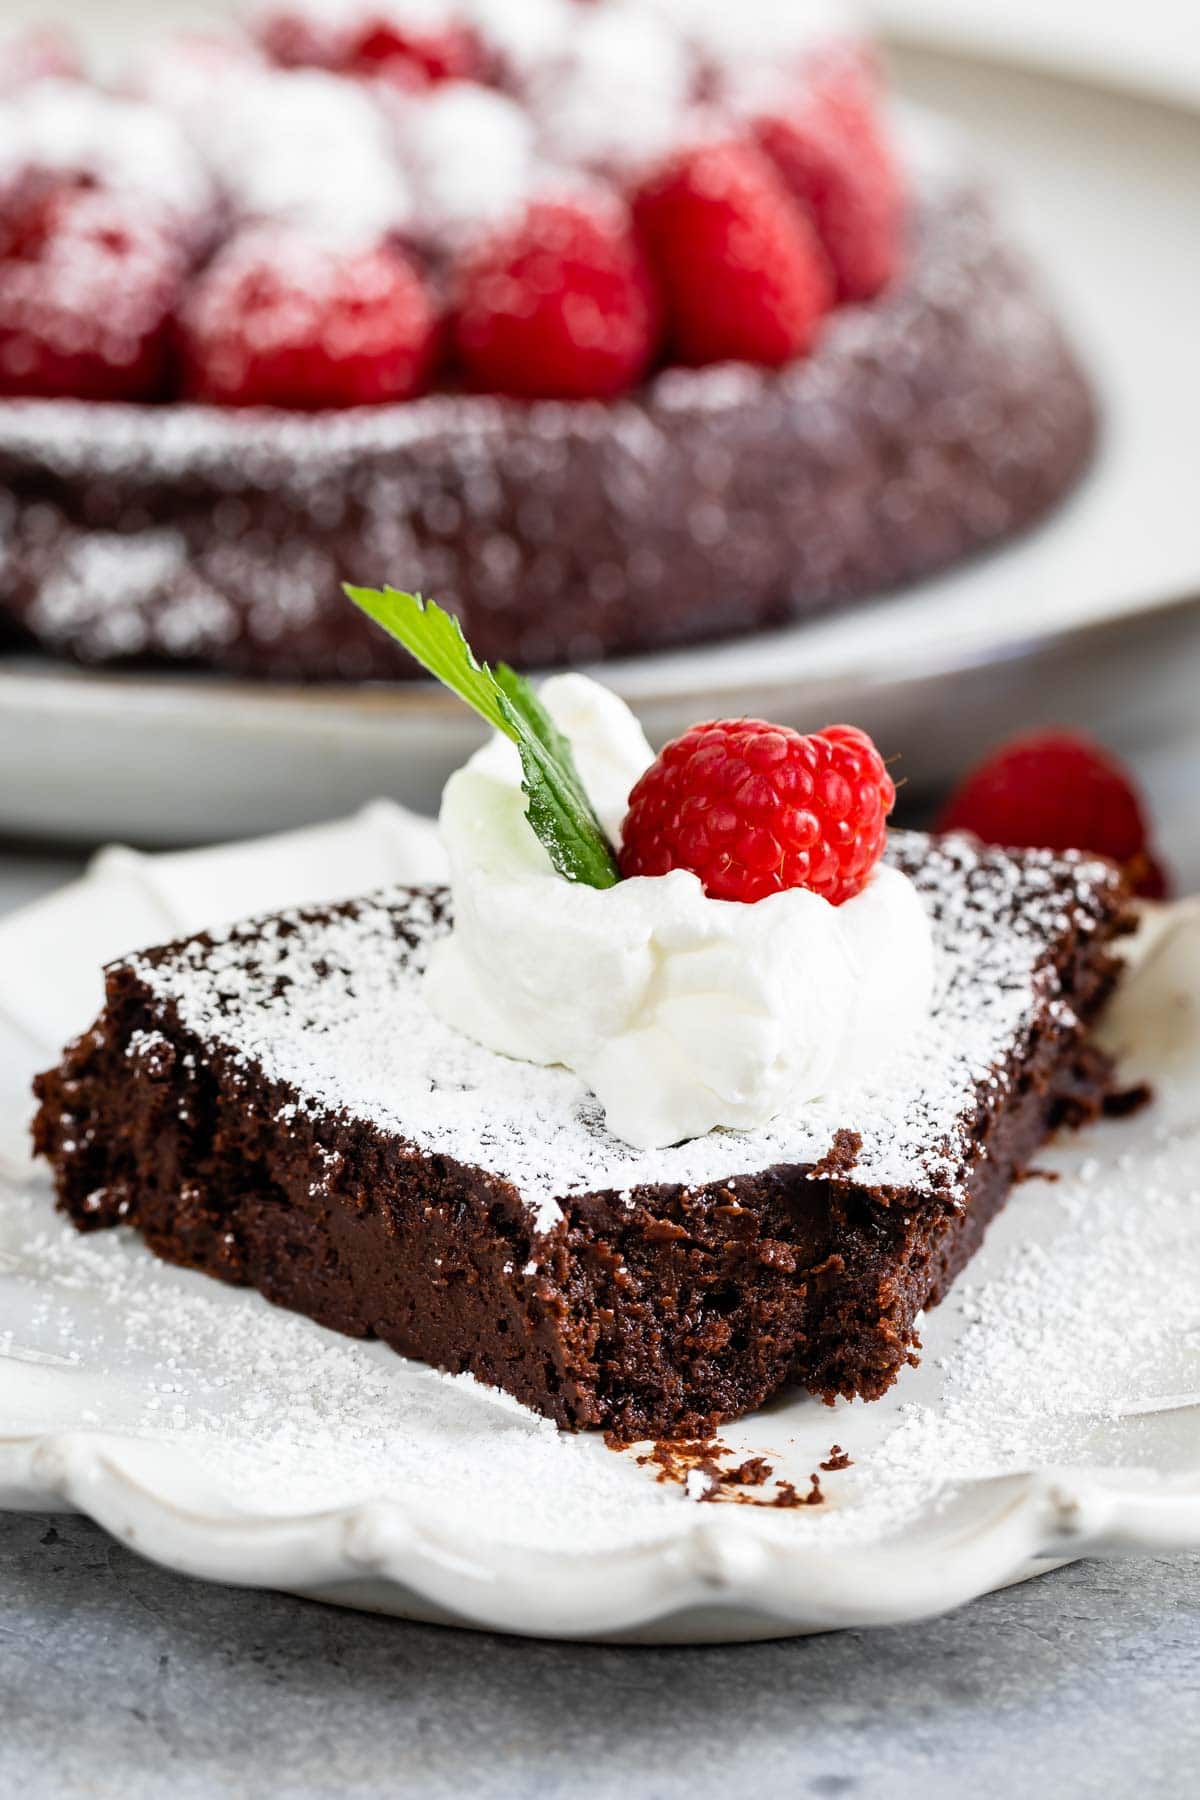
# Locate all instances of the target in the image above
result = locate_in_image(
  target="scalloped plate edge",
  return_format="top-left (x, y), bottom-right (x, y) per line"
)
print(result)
top-left (4, 1429), bottom-right (1200, 1641)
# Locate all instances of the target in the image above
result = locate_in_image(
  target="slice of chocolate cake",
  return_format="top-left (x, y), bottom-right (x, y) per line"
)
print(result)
top-left (32, 832), bottom-right (1130, 1439)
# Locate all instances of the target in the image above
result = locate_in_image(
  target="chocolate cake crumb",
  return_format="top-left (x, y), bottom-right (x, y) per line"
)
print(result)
top-left (820, 1445), bottom-right (853, 1472)
top-left (635, 1437), bottom-right (781, 1498)
top-left (722, 1456), bottom-right (773, 1489)
top-left (770, 1474), bottom-right (826, 1509)
top-left (633, 1437), bottom-right (833, 1509)
top-left (1102, 1083), bottom-right (1154, 1119)
top-left (808, 1131), bottom-right (863, 1183)
top-left (637, 1438), bottom-right (724, 1487)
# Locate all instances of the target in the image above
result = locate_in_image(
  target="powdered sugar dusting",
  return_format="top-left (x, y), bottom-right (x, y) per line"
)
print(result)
top-left (185, 67), bottom-right (414, 247)
top-left (462, 0), bottom-right (574, 84)
top-left (390, 81), bottom-right (538, 246)
top-left (29, 530), bottom-right (237, 660)
top-left (121, 833), bottom-right (1121, 1234)
top-left (525, 2), bottom-right (693, 174)
top-left (848, 1127), bottom-right (1200, 1536)
top-left (0, 79), bottom-right (216, 238)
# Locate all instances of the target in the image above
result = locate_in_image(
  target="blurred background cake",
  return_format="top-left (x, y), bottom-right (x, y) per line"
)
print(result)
top-left (0, 0), bottom-right (1096, 681)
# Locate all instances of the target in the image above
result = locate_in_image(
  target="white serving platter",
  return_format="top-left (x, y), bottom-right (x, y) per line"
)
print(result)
top-left (1, 49), bottom-right (1199, 843)
top-left (0, 809), bottom-right (1198, 1643)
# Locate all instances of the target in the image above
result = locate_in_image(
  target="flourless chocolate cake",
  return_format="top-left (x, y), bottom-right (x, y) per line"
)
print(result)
top-left (0, 2), bottom-right (1096, 680)
top-left (0, 180), bottom-right (1095, 681)
top-left (32, 832), bottom-right (1131, 1439)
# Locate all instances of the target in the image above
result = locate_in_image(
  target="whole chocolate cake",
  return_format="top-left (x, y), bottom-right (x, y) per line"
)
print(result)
top-left (0, 2), bottom-right (1095, 681)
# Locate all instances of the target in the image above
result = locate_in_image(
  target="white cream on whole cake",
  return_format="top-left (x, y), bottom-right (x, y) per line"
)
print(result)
top-left (426, 675), bottom-right (935, 1150)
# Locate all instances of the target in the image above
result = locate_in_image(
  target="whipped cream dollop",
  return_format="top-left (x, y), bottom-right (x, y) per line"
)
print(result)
top-left (426, 676), bottom-right (935, 1150)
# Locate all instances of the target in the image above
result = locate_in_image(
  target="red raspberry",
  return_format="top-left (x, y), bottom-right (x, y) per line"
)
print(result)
top-left (755, 62), bottom-right (905, 302)
top-left (620, 719), bottom-right (895, 906)
top-left (937, 731), bottom-right (1168, 898)
top-left (180, 224), bottom-right (438, 410)
top-left (452, 196), bottom-right (659, 401)
top-left (258, 7), bottom-right (480, 86)
top-left (256, 9), bottom-right (341, 68)
top-left (348, 18), bottom-right (482, 88)
top-left (0, 181), bottom-right (184, 401)
top-left (632, 139), bottom-right (833, 368)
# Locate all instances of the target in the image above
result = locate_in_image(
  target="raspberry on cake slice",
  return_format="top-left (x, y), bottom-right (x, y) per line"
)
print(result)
top-left (619, 718), bottom-right (893, 903)
top-left (32, 596), bottom-right (1135, 1437)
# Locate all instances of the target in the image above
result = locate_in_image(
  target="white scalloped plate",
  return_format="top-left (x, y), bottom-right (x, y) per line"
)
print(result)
top-left (1, 813), bottom-right (1199, 1641)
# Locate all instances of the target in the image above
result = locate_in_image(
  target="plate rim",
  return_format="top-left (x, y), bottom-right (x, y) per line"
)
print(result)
top-left (2, 1427), bottom-right (1199, 1641)
top-left (3, 576), bottom-right (1200, 728)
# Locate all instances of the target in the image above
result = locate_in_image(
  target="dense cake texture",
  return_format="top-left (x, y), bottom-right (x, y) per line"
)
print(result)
top-left (0, 177), bottom-right (1094, 680)
top-left (32, 832), bottom-right (1130, 1438)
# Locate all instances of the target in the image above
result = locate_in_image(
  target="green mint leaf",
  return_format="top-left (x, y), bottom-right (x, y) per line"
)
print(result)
top-left (344, 586), bottom-right (620, 889)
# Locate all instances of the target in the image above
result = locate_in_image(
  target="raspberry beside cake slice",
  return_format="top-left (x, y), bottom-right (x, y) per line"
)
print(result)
top-left (32, 832), bottom-right (1130, 1438)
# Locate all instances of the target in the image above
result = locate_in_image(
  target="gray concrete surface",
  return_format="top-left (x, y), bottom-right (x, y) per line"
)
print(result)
top-left (1, 1513), bottom-right (1198, 1799)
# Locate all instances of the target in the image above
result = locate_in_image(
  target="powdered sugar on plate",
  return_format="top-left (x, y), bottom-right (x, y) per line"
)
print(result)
top-left (0, 1175), bottom-right (684, 1548)
top-left (855, 1127), bottom-right (1200, 1531)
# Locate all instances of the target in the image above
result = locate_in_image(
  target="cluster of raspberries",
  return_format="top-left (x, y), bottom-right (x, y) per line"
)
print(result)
top-left (0, 7), bottom-right (904, 411)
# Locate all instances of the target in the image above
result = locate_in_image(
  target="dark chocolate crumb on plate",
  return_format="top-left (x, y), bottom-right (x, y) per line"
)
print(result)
top-left (1103, 1083), bottom-right (1154, 1119)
